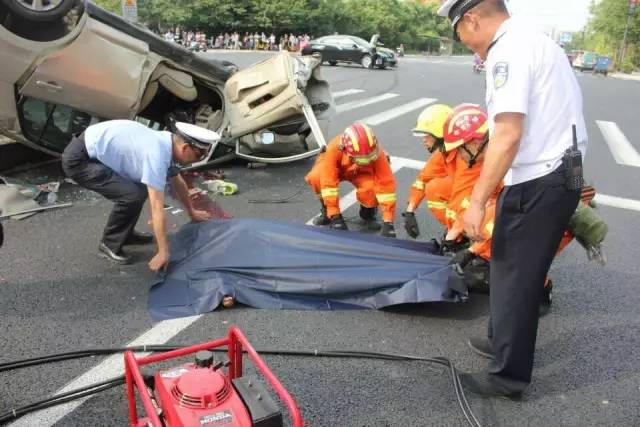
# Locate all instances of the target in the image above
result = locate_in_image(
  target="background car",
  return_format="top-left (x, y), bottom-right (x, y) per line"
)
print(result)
top-left (572, 50), bottom-right (598, 71)
top-left (301, 35), bottom-right (392, 69)
top-left (0, 0), bottom-right (334, 166)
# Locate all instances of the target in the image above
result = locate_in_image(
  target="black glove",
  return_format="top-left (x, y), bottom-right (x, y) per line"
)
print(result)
top-left (402, 212), bottom-right (420, 238)
top-left (380, 222), bottom-right (396, 238)
top-left (329, 214), bottom-right (348, 231)
top-left (440, 237), bottom-right (470, 256)
top-left (449, 249), bottom-right (475, 269)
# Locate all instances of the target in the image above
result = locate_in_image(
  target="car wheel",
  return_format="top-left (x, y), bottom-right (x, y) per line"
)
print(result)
top-left (361, 54), bottom-right (372, 69)
top-left (328, 60), bottom-right (337, 66)
top-left (5, 0), bottom-right (78, 22)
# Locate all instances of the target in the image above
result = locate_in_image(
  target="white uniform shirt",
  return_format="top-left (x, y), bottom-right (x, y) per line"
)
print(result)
top-left (485, 18), bottom-right (588, 186)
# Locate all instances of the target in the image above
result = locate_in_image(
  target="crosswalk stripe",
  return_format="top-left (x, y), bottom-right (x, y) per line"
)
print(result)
top-left (360, 98), bottom-right (437, 126)
top-left (596, 120), bottom-right (640, 167)
top-left (332, 89), bottom-right (365, 99)
top-left (594, 194), bottom-right (640, 213)
top-left (335, 93), bottom-right (399, 113)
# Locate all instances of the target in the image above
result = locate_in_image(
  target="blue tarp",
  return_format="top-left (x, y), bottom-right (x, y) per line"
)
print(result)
top-left (148, 219), bottom-right (467, 320)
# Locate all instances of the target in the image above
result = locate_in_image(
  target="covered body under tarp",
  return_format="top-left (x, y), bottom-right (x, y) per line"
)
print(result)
top-left (149, 219), bottom-right (467, 320)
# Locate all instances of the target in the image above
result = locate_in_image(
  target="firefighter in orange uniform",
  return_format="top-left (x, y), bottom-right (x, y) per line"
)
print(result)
top-left (305, 123), bottom-right (397, 237)
top-left (402, 104), bottom-right (457, 238)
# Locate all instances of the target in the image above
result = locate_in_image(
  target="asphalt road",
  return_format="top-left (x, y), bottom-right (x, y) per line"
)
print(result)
top-left (1, 52), bottom-right (639, 427)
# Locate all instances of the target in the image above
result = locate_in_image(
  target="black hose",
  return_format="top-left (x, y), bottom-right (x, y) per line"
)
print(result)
top-left (0, 377), bottom-right (124, 423)
top-left (247, 183), bottom-right (307, 204)
top-left (0, 346), bottom-right (481, 427)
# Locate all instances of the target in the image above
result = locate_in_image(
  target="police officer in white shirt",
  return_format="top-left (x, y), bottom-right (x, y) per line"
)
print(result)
top-left (438, 0), bottom-right (587, 398)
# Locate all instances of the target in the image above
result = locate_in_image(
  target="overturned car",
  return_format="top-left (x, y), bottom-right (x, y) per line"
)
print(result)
top-left (0, 0), bottom-right (334, 167)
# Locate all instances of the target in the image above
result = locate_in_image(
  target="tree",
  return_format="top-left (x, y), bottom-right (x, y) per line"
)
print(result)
top-left (583, 0), bottom-right (640, 71)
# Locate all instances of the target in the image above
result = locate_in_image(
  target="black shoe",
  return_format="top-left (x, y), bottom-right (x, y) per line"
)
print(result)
top-left (458, 373), bottom-right (523, 400)
top-left (312, 214), bottom-right (331, 226)
top-left (359, 205), bottom-right (377, 221)
top-left (468, 337), bottom-right (494, 360)
top-left (539, 280), bottom-right (553, 316)
top-left (99, 242), bottom-right (132, 265)
top-left (125, 230), bottom-right (154, 245)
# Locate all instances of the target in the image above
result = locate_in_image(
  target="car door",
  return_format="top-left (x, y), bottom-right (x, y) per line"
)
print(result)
top-left (221, 51), bottom-right (332, 162)
top-left (17, 16), bottom-right (152, 120)
top-left (317, 37), bottom-right (340, 62)
top-left (335, 37), bottom-right (359, 62)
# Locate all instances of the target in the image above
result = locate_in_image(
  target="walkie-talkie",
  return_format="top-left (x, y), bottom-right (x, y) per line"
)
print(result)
top-left (563, 124), bottom-right (583, 191)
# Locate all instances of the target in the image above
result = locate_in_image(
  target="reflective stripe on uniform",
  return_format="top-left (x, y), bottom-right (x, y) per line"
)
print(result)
top-left (321, 188), bottom-right (339, 198)
top-left (461, 198), bottom-right (471, 209)
top-left (427, 200), bottom-right (448, 210)
top-left (412, 180), bottom-right (425, 190)
top-left (446, 209), bottom-right (457, 219)
top-left (485, 221), bottom-right (494, 235)
top-left (376, 193), bottom-right (397, 203)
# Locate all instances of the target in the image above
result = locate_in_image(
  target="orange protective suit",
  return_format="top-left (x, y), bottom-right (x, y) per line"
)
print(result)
top-left (446, 156), bottom-right (573, 261)
top-left (305, 136), bottom-right (397, 222)
top-left (408, 150), bottom-right (457, 225)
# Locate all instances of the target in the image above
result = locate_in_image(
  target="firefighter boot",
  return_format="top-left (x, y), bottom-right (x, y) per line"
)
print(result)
top-left (359, 205), bottom-right (381, 231)
top-left (312, 201), bottom-right (331, 226)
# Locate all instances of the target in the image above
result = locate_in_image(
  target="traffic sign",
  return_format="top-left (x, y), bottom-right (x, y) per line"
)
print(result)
top-left (122, 0), bottom-right (137, 22)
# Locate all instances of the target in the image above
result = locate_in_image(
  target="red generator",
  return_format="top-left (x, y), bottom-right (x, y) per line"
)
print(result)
top-left (124, 326), bottom-right (305, 427)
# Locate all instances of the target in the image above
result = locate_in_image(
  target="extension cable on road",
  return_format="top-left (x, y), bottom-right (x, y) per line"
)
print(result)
top-left (0, 345), bottom-right (482, 427)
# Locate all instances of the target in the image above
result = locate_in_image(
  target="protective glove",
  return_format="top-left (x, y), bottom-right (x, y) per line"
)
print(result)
top-left (329, 214), bottom-right (348, 231)
top-left (449, 249), bottom-right (475, 269)
top-left (402, 212), bottom-right (420, 238)
top-left (440, 237), bottom-right (470, 256)
top-left (380, 222), bottom-right (397, 238)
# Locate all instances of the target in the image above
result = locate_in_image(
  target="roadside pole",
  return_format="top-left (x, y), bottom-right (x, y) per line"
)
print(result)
top-left (619, 0), bottom-right (637, 69)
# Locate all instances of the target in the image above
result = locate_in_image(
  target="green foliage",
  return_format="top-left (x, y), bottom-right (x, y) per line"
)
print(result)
top-left (582, 0), bottom-right (639, 71)
top-left (90, 0), bottom-right (453, 51)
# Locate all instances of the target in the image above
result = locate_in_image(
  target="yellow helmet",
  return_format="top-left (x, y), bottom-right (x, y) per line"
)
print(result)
top-left (412, 104), bottom-right (453, 139)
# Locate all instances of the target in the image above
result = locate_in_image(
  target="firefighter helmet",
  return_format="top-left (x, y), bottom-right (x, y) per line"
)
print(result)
top-left (341, 123), bottom-right (379, 165)
top-left (413, 104), bottom-right (453, 139)
top-left (443, 104), bottom-right (489, 152)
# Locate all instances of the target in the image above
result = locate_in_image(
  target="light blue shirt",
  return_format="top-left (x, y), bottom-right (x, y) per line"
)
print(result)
top-left (84, 120), bottom-right (173, 191)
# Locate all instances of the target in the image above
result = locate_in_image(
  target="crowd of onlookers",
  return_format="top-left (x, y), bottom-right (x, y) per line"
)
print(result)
top-left (162, 28), bottom-right (312, 52)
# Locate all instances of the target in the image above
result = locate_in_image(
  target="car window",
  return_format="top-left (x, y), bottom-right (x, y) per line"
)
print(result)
top-left (336, 38), bottom-right (357, 47)
top-left (18, 97), bottom-right (98, 152)
top-left (349, 37), bottom-right (372, 48)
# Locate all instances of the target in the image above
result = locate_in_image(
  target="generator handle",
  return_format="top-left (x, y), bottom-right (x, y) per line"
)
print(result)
top-left (229, 326), bottom-right (306, 427)
top-left (125, 350), bottom-right (163, 427)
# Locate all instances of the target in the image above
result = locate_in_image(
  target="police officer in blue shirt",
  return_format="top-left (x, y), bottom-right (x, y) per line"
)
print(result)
top-left (438, 0), bottom-right (586, 398)
top-left (62, 120), bottom-right (216, 272)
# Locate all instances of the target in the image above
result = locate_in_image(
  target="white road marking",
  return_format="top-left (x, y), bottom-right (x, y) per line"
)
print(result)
top-left (360, 98), bottom-right (437, 126)
top-left (335, 93), bottom-right (399, 113)
top-left (9, 315), bottom-right (203, 427)
top-left (332, 89), bottom-right (364, 99)
top-left (392, 156), bottom-right (640, 213)
top-left (596, 121), bottom-right (640, 167)
top-left (594, 194), bottom-right (640, 212)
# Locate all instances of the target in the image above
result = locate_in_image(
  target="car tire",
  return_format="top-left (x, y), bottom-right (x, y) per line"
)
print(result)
top-left (5, 0), bottom-right (78, 22)
top-left (328, 60), bottom-right (337, 66)
top-left (361, 54), bottom-right (372, 69)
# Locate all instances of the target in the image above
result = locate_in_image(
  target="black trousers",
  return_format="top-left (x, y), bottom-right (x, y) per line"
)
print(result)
top-left (487, 168), bottom-right (580, 392)
top-left (61, 134), bottom-right (148, 253)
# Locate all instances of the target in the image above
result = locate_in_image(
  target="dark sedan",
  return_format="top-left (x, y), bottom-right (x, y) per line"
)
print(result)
top-left (301, 35), bottom-right (394, 69)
